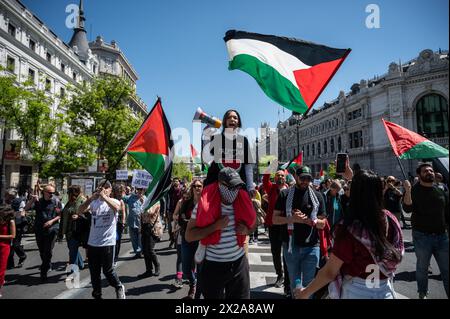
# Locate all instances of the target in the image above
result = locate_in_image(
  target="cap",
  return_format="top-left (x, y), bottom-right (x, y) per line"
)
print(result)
top-left (218, 167), bottom-right (245, 188)
top-left (295, 166), bottom-right (312, 178)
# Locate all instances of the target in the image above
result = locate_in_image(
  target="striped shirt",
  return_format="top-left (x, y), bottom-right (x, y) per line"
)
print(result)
top-left (192, 203), bottom-right (245, 262)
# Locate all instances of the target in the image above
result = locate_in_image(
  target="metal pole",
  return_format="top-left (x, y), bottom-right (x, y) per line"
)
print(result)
top-left (255, 137), bottom-right (259, 184)
top-left (396, 156), bottom-right (408, 180)
top-left (297, 119), bottom-right (300, 157)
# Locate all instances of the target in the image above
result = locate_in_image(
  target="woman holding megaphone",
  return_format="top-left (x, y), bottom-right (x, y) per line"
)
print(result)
top-left (203, 109), bottom-right (256, 197)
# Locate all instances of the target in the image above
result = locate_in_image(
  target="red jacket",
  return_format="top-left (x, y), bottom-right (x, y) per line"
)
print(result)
top-left (262, 174), bottom-right (287, 227)
top-left (195, 182), bottom-right (256, 247)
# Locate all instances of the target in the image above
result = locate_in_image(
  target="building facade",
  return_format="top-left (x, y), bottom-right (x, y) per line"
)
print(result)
top-left (0, 0), bottom-right (147, 191)
top-left (275, 49), bottom-right (449, 178)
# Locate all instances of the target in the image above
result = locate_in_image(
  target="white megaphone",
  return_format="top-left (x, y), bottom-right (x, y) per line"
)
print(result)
top-left (193, 107), bottom-right (222, 128)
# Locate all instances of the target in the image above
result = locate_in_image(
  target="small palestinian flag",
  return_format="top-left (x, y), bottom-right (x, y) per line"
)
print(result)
top-left (190, 144), bottom-right (198, 159)
top-left (126, 98), bottom-right (174, 208)
top-left (319, 168), bottom-right (325, 181)
top-left (224, 30), bottom-right (351, 114)
top-left (382, 118), bottom-right (449, 159)
top-left (281, 151), bottom-right (303, 170)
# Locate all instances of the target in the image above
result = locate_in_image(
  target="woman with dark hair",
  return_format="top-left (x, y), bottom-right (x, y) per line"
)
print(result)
top-left (203, 110), bottom-right (255, 197)
top-left (172, 190), bottom-right (189, 289)
top-left (176, 179), bottom-right (203, 299)
top-left (59, 185), bottom-right (86, 271)
top-left (295, 159), bottom-right (404, 299)
top-left (0, 205), bottom-right (16, 298)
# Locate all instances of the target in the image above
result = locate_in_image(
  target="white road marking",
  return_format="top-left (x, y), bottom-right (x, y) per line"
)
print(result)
top-left (54, 248), bottom-right (134, 299)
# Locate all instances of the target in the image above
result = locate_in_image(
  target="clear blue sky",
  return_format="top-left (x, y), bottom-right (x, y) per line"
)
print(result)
top-left (22, 0), bottom-right (449, 156)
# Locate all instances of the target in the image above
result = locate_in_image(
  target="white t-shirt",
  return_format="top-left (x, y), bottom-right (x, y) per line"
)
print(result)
top-left (88, 198), bottom-right (119, 247)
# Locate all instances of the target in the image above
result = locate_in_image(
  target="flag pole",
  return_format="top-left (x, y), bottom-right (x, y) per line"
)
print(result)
top-left (396, 156), bottom-right (408, 180)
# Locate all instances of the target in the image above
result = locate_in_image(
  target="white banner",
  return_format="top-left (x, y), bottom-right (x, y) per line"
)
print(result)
top-left (84, 180), bottom-right (93, 196)
top-left (116, 170), bottom-right (129, 180)
top-left (131, 170), bottom-right (153, 189)
top-left (313, 179), bottom-right (321, 187)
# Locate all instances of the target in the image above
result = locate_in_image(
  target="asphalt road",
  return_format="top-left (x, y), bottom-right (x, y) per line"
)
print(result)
top-left (2, 225), bottom-right (448, 299)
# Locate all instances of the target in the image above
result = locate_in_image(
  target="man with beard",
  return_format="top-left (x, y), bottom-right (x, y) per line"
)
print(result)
top-left (273, 166), bottom-right (327, 298)
top-left (403, 163), bottom-right (449, 299)
top-left (24, 185), bottom-right (62, 281)
top-left (262, 170), bottom-right (290, 294)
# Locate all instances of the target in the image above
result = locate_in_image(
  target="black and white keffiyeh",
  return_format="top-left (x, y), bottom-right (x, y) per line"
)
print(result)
top-left (285, 185), bottom-right (320, 253)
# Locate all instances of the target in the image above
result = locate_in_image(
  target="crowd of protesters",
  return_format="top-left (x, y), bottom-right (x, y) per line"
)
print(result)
top-left (0, 109), bottom-right (448, 300)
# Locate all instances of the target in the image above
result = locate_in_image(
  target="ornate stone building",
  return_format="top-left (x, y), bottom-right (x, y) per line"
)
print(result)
top-left (276, 49), bottom-right (448, 178)
top-left (0, 0), bottom-right (147, 190)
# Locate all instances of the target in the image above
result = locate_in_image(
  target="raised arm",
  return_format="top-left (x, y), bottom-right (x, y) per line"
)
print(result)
top-left (402, 180), bottom-right (413, 212)
top-left (24, 195), bottom-right (39, 211)
top-left (262, 174), bottom-right (273, 195)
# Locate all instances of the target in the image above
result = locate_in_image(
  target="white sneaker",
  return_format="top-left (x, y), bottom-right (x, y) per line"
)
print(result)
top-left (116, 284), bottom-right (126, 299)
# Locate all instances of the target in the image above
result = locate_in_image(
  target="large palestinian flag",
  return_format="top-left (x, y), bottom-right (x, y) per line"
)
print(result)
top-left (224, 30), bottom-right (351, 114)
top-left (382, 119), bottom-right (449, 159)
top-left (126, 98), bottom-right (174, 209)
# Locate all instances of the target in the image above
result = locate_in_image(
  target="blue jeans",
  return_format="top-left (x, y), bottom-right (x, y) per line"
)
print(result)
top-left (129, 227), bottom-right (142, 254)
top-left (412, 230), bottom-right (449, 297)
top-left (67, 238), bottom-right (84, 270)
top-left (341, 277), bottom-right (396, 299)
top-left (283, 242), bottom-right (320, 296)
top-left (181, 236), bottom-right (199, 286)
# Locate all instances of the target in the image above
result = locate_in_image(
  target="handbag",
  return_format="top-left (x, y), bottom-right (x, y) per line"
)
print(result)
top-left (252, 199), bottom-right (266, 226)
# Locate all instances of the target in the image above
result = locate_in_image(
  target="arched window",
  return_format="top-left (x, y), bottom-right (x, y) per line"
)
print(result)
top-left (307, 145), bottom-right (310, 157)
top-left (338, 136), bottom-right (342, 151)
top-left (324, 140), bottom-right (327, 154)
top-left (330, 139), bottom-right (335, 153)
top-left (416, 94), bottom-right (448, 138)
top-left (318, 142), bottom-right (321, 155)
top-left (312, 144), bottom-right (315, 156)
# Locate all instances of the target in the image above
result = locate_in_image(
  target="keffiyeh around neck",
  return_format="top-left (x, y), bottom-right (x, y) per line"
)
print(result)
top-left (346, 210), bottom-right (404, 277)
top-left (286, 185), bottom-right (320, 253)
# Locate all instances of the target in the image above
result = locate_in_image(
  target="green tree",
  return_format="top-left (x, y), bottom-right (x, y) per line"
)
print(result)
top-left (172, 162), bottom-right (193, 182)
top-left (0, 71), bottom-right (62, 174)
top-left (41, 132), bottom-right (97, 178)
top-left (0, 71), bottom-right (29, 201)
top-left (64, 75), bottom-right (142, 171)
top-left (327, 163), bottom-right (337, 179)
